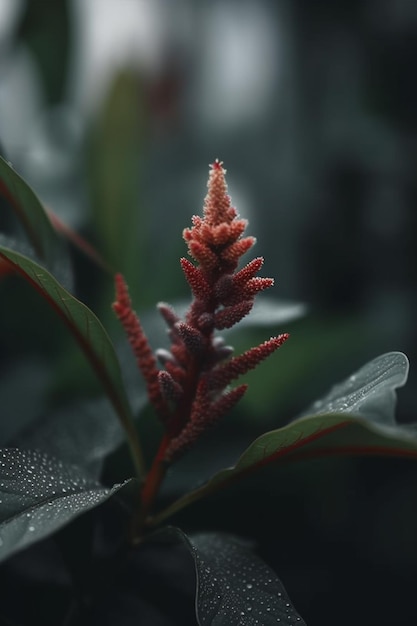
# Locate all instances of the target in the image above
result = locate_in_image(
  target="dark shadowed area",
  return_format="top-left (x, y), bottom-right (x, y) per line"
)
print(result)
top-left (0, 1), bottom-right (416, 624)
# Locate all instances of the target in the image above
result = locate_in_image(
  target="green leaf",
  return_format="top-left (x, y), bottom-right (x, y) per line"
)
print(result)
top-left (236, 296), bottom-right (307, 329)
top-left (299, 350), bottom-right (408, 424)
top-left (0, 156), bottom-right (63, 272)
top-left (88, 69), bottom-right (146, 302)
top-left (153, 352), bottom-right (414, 523)
top-left (157, 527), bottom-right (306, 625)
top-left (0, 358), bottom-right (50, 446)
top-left (18, 393), bottom-right (147, 479)
top-left (0, 244), bottom-right (145, 477)
top-left (0, 448), bottom-right (132, 563)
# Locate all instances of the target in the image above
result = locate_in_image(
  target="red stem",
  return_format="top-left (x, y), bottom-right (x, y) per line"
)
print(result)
top-left (140, 434), bottom-right (171, 521)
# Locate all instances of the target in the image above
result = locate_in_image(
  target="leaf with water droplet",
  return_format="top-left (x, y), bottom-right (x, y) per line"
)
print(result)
top-left (17, 389), bottom-right (147, 479)
top-left (155, 527), bottom-right (306, 625)
top-left (0, 448), bottom-right (134, 563)
top-left (154, 352), bottom-right (417, 523)
top-left (298, 351), bottom-right (408, 424)
top-left (0, 243), bottom-right (145, 477)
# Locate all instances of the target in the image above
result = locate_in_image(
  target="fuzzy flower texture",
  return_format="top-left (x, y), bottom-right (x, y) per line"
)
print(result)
top-left (113, 160), bottom-right (288, 464)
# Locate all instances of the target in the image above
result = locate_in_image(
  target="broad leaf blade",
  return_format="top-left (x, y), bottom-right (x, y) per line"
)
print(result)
top-left (0, 244), bottom-right (144, 477)
top-left (191, 533), bottom-right (306, 626)
top-left (163, 528), bottom-right (306, 625)
top-left (0, 448), bottom-right (132, 562)
top-left (154, 352), bottom-right (414, 522)
top-left (299, 351), bottom-right (408, 424)
top-left (18, 392), bottom-right (147, 479)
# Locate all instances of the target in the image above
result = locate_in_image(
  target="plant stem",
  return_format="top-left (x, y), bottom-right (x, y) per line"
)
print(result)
top-left (124, 418), bottom-right (147, 481)
top-left (140, 434), bottom-right (170, 522)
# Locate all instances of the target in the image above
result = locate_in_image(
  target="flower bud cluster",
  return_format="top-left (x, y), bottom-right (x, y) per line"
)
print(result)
top-left (113, 160), bottom-right (288, 463)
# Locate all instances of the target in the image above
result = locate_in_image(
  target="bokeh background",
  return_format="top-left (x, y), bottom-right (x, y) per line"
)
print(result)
top-left (1, 1), bottom-right (417, 625)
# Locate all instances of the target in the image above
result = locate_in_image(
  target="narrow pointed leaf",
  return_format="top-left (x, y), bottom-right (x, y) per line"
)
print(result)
top-left (0, 448), bottom-right (133, 563)
top-left (0, 244), bottom-right (145, 477)
top-left (154, 352), bottom-right (415, 523)
top-left (0, 156), bottom-right (63, 271)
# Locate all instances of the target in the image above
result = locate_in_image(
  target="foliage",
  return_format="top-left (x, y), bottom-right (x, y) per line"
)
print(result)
top-left (0, 156), bottom-right (414, 625)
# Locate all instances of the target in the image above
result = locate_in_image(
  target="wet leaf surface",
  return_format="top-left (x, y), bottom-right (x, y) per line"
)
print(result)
top-left (0, 448), bottom-right (132, 562)
top-left (157, 527), bottom-right (306, 625)
top-left (0, 243), bottom-right (144, 476)
top-left (155, 352), bottom-right (414, 523)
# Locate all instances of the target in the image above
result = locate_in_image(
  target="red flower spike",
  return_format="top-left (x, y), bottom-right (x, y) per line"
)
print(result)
top-left (114, 161), bottom-right (289, 514)
top-left (180, 258), bottom-right (211, 301)
top-left (113, 274), bottom-right (169, 420)
top-left (157, 302), bottom-right (180, 328)
top-left (244, 276), bottom-right (275, 296)
top-left (208, 334), bottom-right (289, 391)
top-left (188, 240), bottom-right (219, 271)
top-left (164, 419), bottom-right (205, 463)
top-left (207, 383), bottom-right (248, 425)
top-left (158, 371), bottom-right (183, 403)
top-left (233, 257), bottom-right (264, 285)
top-left (221, 236), bottom-right (256, 265)
top-left (174, 322), bottom-right (205, 356)
top-left (164, 383), bottom-right (248, 463)
top-left (214, 299), bottom-right (254, 330)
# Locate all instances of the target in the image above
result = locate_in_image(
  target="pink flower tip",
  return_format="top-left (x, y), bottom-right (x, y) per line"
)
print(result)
top-left (211, 159), bottom-right (224, 171)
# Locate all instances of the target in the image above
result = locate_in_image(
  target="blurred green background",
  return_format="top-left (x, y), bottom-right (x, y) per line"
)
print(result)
top-left (2, 0), bottom-right (416, 416)
top-left (1, 1), bottom-right (417, 624)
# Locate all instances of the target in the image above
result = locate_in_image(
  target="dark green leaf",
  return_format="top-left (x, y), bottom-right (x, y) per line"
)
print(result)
top-left (88, 69), bottom-right (146, 303)
top-left (18, 393), bottom-right (147, 479)
top-left (160, 527), bottom-right (306, 625)
top-left (236, 296), bottom-right (306, 329)
top-left (0, 244), bottom-right (145, 477)
top-left (0, 358), bottom-right (50, 446)
top-left (0, 448), bottom-right (132, 563)
top-left (298, 350), bottom-right (407, 424)
top-left (0, 156), bottom-right (68, 280)
top-left (154, 352), bottom-right (414, 523)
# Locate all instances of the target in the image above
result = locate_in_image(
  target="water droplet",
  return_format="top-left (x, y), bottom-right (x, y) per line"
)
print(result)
top-left (246, 582), bottom-right (253, 589)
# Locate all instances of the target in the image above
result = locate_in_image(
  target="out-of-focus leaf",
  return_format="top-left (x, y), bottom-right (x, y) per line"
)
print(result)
top-left (0, 358), bottom-right (50, 446)
top-left (154, 352), bottom-right (414, 523)
top-left (47, 210), bottom-right (112, 274)
top-left (88, 69), bottom-right (146, 304)
top-left (158, 527), bottom-right (306, 625)
top-left (17, 0), bottom-right (70, 104)
top-left (0, 448), bottom-right (133, 563)
top-left (236, 296), bottom-right (306, 329)
top-left (159, 296), bottom-right (305, 335)
top-left (18, 392), bottom-right (147, 479)
top-left (0, 156), bottom-right (69, 282)
top-left (0, 244), bottom-right (144, 477)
